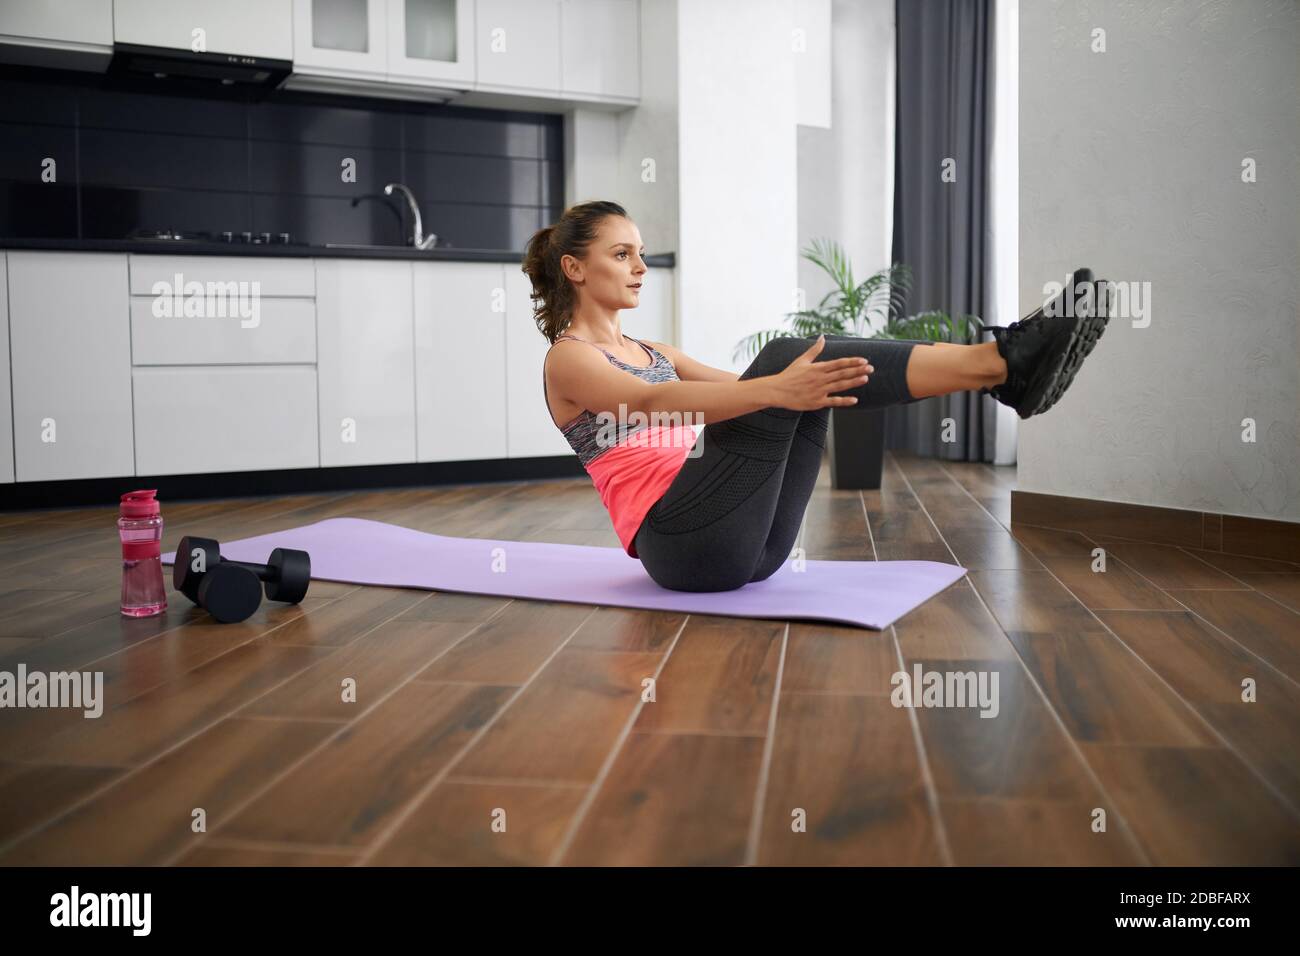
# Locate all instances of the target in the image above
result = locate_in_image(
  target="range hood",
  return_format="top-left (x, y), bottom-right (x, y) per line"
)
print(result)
top-left (108, 43), bottom-right (291, 92)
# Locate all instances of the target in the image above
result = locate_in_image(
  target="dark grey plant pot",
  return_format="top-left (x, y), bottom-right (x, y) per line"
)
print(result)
top-left (827, 404), bottom-right (888, 490)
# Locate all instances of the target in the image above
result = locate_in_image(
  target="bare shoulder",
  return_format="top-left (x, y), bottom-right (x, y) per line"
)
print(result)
top-left (547, 336), bottom-right (599, 360)
top-left (545, 336), bottom-right (595, 378)
top-left (545, 336), bottom-right (623, 384)
top-left (543, 338), bottom-right (602, 419)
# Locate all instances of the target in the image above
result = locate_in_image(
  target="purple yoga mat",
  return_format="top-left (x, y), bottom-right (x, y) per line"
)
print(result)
top-left (161, 517), bottom-right (967, 630)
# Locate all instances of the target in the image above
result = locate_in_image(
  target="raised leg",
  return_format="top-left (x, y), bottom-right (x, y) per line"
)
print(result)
top-left (633, 334), bottom-right (1008, 590)
top-left (636, 335), bottom-right (934, 590)
top-left (746, 334), bottom-right (945, 582)
top-left (905, 340), bottom-right (1006, 398)
top-left (746, 337), bottom-right (1006, 580)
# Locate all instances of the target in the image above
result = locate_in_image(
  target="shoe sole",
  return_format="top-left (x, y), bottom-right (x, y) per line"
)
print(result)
top-left (1020, 281), bottom-right (1111, 418)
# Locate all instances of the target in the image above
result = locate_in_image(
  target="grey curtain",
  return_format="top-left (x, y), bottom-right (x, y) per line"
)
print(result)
top-left (887, 0), bottom-right (994, 461)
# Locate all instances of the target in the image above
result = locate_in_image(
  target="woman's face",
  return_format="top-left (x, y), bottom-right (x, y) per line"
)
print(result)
top-left (564, 216), bottom-right (647, 313)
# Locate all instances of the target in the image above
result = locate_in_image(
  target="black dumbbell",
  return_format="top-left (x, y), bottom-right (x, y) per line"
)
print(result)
top-left (195, 562), bottom-right (265, 624)
top-left (174, 536), bottom-right (311, 622)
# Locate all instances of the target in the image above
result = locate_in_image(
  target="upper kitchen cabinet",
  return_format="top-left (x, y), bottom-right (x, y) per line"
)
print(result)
top-left (0, 0), bottom-right (112, 70)
top-left (387, 0), bottom-right (474, 86)
top-left (293, 0), bottom-right (389, 81)
top-left (459, 0), bottom-right (640, 108)
top-left (559, 0), bottom-right (639, 100)
top-left (8, 253), bottom-right (135, 482)
top-left (292, 0), bottom-right (474, 93)
top-left (289, 0), bottom-right (640, 106)
top-left (475, 0), bottom-right (561, 94)
top-left (114, 0), bottom-right (293, 61)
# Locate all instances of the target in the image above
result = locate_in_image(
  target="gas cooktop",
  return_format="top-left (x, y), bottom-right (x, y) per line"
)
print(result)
top-left (128, 229), bottom-right (308, 246)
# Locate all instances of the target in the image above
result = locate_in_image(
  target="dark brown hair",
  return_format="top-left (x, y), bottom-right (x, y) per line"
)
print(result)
top-left (522, 200), bottom-right (630, 344)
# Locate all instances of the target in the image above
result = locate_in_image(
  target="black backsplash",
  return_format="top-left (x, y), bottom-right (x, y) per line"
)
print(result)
top-left (0, 67), bottom-right (564, 250)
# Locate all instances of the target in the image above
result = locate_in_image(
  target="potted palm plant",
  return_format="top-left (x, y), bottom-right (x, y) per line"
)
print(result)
top-left (733, 239), bottom-right (983, 489)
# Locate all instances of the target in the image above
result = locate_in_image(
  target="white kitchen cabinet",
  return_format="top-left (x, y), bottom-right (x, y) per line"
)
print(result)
top-left (129, 255), bottom-right (315, 297)
top-left (559, 0), bottom-right (638, 100)
top-left (315, 260), bottom-right (417, 466)
top-left (0, 256), bottom-right (12, 483)
top-left (387, 0), bottom-right (474, 86)
top-left (133, 367), bottom-right (318, 475)
top-left (0, 0), bottom-right (112, 49)
top-left (475, 0), bottom-right (560, 93)
top-left (113, 0), bottom-right (293, 61)
top-left (504, 267), bottom-right (571, 458)
top-left (8, 252), bottom-right (135, 482)
top-left (130, 297), bottom-right (317, 366)
top-left (288, 0), bottom-right (643, 105)
top-left (293, 0), bottom-right (389, 80)
top-left (413, 262), bottom-right (507, 462)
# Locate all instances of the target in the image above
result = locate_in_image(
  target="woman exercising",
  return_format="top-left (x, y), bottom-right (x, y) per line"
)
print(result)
top-left (524, 201), bottom-right (1109, 592)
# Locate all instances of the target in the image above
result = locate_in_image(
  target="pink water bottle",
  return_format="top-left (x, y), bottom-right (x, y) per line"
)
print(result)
top-left (119, 489), bottom-right (167, 618)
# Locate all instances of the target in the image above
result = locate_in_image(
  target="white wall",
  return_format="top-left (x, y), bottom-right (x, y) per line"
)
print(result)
top-left (796, 0), bottom-right (894, 346)
top-left (568, 0), bottom-right (800, 370)
top-left (675, 0), bottom-right (798, 372)
top-left (564, 0), bottom-right (894, 378)
top-left (1019, 0), bottom-right (1299, 522)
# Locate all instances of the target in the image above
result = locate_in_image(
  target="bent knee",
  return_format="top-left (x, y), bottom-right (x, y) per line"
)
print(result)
top-left (741, 336), bottom-right (813, 380)
top-left (760, 336), bottom-right (813, 361)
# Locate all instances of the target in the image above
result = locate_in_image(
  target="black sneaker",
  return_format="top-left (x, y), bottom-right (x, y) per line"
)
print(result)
top-left (976, 268), bottom-right (1111, 419)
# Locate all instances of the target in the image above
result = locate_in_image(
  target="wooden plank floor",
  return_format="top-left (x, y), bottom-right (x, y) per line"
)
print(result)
top-left (1, 451), bottom-right (1296, 866)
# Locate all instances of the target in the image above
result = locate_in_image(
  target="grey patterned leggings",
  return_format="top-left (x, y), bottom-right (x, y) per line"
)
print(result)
top-left (633, 334), bottom-right (935, 592)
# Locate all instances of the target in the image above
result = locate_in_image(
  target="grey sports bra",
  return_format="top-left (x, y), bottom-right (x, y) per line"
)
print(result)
top-left (542, 333), bottom-right (681, 467)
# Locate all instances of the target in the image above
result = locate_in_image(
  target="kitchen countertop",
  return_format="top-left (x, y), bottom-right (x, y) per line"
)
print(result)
top-left (0, 237), bottom-right (676, 268)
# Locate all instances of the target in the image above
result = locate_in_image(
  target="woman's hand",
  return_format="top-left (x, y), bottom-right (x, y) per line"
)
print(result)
top-left (766, 335), bottom-right (873, 411)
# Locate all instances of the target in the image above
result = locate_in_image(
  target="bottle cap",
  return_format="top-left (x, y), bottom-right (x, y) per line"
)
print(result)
top-left (120, 489), bottom-right (161, 518)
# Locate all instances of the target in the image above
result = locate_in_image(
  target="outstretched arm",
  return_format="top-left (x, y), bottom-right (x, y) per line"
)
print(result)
top-left (548, 337), bottom-right (866, 428)
top-left (643, 340), bottom-right (741, 383)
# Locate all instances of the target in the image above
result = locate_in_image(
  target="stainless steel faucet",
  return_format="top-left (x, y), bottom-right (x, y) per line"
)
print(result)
top-left (384, 183), bottom-right (438, 250)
